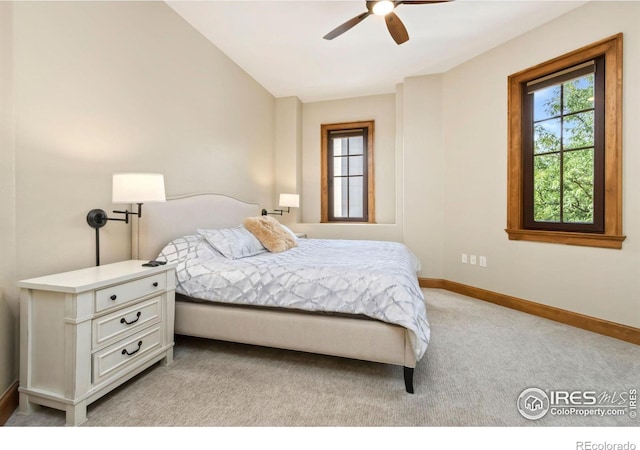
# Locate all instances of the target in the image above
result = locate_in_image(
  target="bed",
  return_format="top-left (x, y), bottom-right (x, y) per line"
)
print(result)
top-left (133, 193), bottom-right (430, 393)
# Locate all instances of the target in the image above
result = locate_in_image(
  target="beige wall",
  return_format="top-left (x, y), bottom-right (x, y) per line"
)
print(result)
top-left (0, 2), bottom-right (18, 400)
top-left (274, 96), bottom-right (303, 227)
top-left (1, 2), bottom-right (274, 403)
top-left (401, 75), bottom-right (445, 279)
top-left (293, 93), bottom-right (403, 241)
top-left (12, 2), bottom-right (274, 280)
top-left (441, 1), bottom-right (640, 328)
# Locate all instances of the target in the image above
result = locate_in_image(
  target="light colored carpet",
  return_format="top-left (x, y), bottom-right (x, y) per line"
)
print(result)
top-left (6, 289), bottom-right (639, 427)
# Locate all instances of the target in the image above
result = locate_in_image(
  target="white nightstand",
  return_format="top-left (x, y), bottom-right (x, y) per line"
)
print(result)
top-left (17, 260), bottom-right (177, 426)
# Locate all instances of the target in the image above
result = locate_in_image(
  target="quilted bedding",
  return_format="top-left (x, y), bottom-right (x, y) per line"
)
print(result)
top-left (158, 235), bottom-right (430, 360)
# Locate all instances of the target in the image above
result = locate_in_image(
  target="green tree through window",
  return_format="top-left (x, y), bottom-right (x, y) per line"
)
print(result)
top-left (523, 59), bottom-right (604, 232)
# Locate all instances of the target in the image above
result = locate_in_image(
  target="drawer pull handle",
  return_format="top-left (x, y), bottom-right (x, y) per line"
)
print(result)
top-left (122, 341), bottom-right (143, 357)
top-left (110, 295), bottom-right (117, 301)
top-left (120, 311), bottom-right (142, 325)
top-left (152, 282), bottom-right (159, 287)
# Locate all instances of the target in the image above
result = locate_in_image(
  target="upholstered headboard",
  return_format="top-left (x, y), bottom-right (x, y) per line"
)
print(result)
top-left (132, 193), bottom-right (260, 260)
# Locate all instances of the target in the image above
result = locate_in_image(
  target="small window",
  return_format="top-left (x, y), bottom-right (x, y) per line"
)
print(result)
top-left (506, 34), bottom-right (624, 249)
top-left (321, 121), bottom-right (375, 223)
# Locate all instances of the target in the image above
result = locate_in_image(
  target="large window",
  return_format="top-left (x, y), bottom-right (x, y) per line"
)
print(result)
top-left (507, 34), bottom-right (624, 249)
top-left (321, 121), bottom-right (375, 223)
top-left (523, 59), bottom-right (604, 232)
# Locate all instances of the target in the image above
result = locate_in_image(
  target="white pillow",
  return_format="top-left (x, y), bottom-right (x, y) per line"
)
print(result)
top-left (280, 224), bottom-right (299, 241)
top-left (156, 235), bottom-right (201, 264)
top-left (157, 234), bottom-right (224, 264)
top-left (197, 226), bottom-right (266, 260)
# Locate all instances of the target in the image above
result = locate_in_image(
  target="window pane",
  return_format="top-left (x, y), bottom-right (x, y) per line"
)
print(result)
top-left (349, 177), bottom-right (363, 218)
top-left (348, 136), bottom-right (363, 155)
top-left (534, 118), bottom-right (561, 154)
top-left (563, 111), bottom-right (594, 149)
top-left (533, 85), bottom-right (560, 121)
top-left (563, 149), bottom-right (594, 224)
top-left (533, 154), bottom-right (561, 222)
top-left (333, 156), bottom-right (347, 176)
top-left (333, 177), bottom-right (348, 218)
top-left (563, 74), bottom-right (594, 115)
top-left (349, 156), bottom-right (363, 176)
top-left (332, 137), bottom-right (348, 156)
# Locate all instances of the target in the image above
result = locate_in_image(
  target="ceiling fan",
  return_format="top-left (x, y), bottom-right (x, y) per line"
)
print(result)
top-left (323, 0), bottom-right (452, 45)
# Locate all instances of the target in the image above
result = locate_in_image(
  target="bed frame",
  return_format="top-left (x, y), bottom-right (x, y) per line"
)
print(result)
top-left (133, 193), bottom-right (417, 393)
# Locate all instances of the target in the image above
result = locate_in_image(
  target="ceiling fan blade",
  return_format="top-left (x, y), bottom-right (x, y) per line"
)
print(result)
top-left (385, 12), bottom-right (409, 45)
top-left (323, 11), bottom-right (372, 40)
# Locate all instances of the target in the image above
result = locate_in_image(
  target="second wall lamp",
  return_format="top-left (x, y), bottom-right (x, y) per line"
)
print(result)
top-left (262, 193), bottom-right (299, 216)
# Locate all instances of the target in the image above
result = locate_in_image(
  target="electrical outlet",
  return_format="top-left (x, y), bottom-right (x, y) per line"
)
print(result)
top-left (479, 256), bottom-right (487, 267)
top-left (461, 253), bottom-right (468, 264)
top-left (470, 255), bottom-right (477, 265)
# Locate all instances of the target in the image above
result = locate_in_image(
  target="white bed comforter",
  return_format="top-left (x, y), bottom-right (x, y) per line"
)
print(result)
top-left (158, 236), bottom-right (430, 360)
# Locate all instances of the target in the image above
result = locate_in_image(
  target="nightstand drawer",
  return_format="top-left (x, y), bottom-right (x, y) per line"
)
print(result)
top-left (92, 326), bottom-right (162, 385)
top-left (92, 297), bottom-right (162, 349)
top-left (95, 273), bottom-right (166, 312)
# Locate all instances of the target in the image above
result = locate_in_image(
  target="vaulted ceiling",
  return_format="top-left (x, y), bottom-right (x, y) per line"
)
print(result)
top-left (167, 1), bottom-right (587, 102)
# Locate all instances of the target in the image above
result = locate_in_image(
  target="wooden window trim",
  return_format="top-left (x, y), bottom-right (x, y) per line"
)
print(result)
top-left (321, 121), bottom-right (375, 223)
top-left (506, 34), bottom-right (625, 249)
top-left (522, 57), bottom-right (605, 233)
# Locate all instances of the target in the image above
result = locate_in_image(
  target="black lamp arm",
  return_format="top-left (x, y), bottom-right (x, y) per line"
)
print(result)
top-left (112, 203), bottom-right (143, 224)
top-left (261, 207), bottom-right (290, 216)
top-left (87, 203), bottom-right (144, 226)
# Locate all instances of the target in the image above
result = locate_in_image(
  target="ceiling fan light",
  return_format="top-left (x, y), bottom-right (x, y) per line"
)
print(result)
top-left (372, 1), bottom-right (395, 16)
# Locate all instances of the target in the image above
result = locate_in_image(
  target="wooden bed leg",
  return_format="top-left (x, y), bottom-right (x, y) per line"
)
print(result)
top-left (403, 367), bottom-right (414, 394)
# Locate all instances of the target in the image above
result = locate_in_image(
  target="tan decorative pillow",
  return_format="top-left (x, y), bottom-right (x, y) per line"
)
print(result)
top-left (243, 216), bottom-right (298, 253)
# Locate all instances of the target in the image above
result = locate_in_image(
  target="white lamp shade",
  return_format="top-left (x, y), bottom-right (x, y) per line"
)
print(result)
top-left (279, 193), bottom-right (299, 208)
top-left (112, 173), bottom-right (166, 203)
